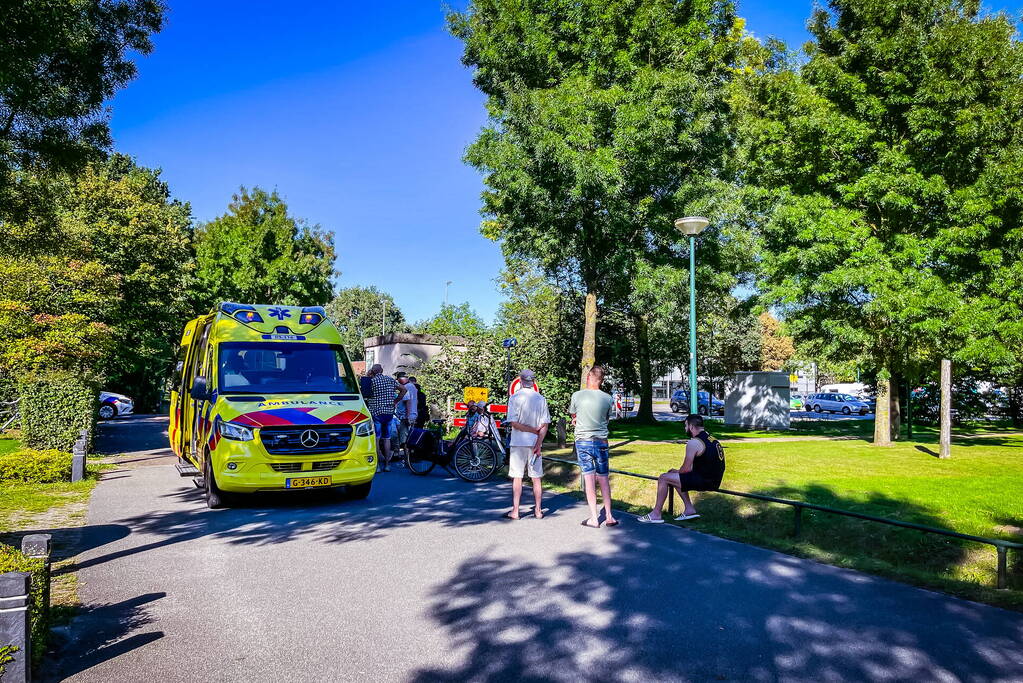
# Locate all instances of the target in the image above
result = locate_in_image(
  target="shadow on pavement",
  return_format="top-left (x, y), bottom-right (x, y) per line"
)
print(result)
top-left (43, 592), bottom-right (165, 683)
top-left (59, 471), bottom-right (549, 577)
top-left (410, 536), bottom-right (1023, 682)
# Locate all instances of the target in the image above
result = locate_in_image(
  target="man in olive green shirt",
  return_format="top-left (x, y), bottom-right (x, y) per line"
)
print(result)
top-left (570, 366), bottom-right (617, 528)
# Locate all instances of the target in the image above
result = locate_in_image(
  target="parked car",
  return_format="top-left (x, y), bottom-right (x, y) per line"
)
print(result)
top-left (669, 390), bottom-right (724, 415)
top-left (99, 391), bottom-right (134, 420)
top-left (790, 393), bottom-right (804, 410)
top-left (805, 392), bottom-right (871, 415)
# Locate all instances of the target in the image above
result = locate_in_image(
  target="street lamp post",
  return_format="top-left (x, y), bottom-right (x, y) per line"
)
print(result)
top-left (674, 216), bottom-right (710, 413)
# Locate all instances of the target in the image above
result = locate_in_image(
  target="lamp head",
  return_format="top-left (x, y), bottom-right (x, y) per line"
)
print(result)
top-left (674, 216), bottom-right (710, 236)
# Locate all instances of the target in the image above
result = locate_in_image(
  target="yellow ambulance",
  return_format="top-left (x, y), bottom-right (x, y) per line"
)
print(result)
top-left (169, 302), bottom-right (375, 508)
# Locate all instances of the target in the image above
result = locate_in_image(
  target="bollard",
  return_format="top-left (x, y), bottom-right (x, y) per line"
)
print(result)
top-left (21, 535), bottom-right (51, 627)
top-left (668, 487), bottom-right (675, 518)
top-left (793, 506), bottom-right (803, 538)
top-left (71, 428), bottom-right (87, 482)
top-left (997, 547), bottom-right (1008, 590)
top-left (0, 572), bottom-right (32, 683)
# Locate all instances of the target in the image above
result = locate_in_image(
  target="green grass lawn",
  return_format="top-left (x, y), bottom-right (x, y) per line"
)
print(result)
top-left (0, 435), bottom-right (22, 454)
top-left (544, 433), bottom-right (1023, 610)
top-left (609, 417), bottom-right (1021, 443)
top-left (0, 478), bottom-right (99, 533)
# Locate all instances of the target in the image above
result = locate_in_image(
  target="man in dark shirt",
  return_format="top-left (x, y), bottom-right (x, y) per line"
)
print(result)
top-left (638, 413), bottom-right (724, 523)
top-left (366, 364), bottom-right (405, 472)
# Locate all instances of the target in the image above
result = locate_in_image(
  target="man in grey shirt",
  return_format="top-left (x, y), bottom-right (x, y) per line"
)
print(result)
top-left (570, 365), bottom-right (617, 528)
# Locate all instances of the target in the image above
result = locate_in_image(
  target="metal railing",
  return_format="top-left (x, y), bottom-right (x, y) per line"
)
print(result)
top-left (544, 455), bottom-right (1021, 590)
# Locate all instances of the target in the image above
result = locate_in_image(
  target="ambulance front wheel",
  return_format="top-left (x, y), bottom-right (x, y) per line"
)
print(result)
top-left (204, 453), bottom-right (235, 509)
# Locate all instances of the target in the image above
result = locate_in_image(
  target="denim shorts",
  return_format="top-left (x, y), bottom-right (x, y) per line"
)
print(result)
top-left (576, 439), bottom-right (609, 476)
top-left (373, 414), bottom-right (396, 439)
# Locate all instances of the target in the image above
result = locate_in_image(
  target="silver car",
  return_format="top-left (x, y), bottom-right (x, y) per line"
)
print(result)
top-left (806, 392), bottom-right (871, 415)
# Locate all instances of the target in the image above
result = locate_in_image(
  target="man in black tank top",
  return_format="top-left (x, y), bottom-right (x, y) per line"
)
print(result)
top-left (638, 413), bottom-right (725, 523)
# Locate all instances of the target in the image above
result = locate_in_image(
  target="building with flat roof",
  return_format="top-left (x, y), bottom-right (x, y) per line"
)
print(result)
top-left (362, 333), bottom-right (467, 376)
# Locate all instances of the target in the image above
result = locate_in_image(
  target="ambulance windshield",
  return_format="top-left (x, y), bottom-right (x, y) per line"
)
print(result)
top-left (218, 342), bottom-right (357, 394)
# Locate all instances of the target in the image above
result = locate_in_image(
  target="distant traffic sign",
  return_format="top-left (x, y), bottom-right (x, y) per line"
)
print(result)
top-left (464, 387), bottom-right (489, 403)
top-left (508, 377), bottom-right (541, 395)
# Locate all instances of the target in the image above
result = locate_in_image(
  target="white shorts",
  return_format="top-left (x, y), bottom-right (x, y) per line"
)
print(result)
top-left (508, 446), bottom-right (543, 479)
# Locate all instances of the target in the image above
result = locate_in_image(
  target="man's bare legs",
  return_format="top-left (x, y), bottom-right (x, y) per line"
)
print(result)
top-left (380, 437), bottom-right (392, 472)
top-left (531, 476), bottom-right (543, 518)
top-left (510, 477), bottom-right (523, 519)
top-left (583, 474), bottom-right (617, 526)
top-left (650, 471), bottom-right (686, 520)
top-left (598, 475), bottom-right (616, 524)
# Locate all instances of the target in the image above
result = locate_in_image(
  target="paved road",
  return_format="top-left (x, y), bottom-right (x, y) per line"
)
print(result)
top-left (46, 417), bottom-right (1023, 682)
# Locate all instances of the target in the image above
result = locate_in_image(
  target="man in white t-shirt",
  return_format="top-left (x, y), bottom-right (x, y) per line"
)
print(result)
top-left (504, 369), bottom-right (550, 520)
top-left (394, 375), bottom-right (418, 456)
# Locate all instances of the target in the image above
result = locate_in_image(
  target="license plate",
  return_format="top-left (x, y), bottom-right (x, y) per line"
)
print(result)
top-left (286, 476), bottom-right (332, 489)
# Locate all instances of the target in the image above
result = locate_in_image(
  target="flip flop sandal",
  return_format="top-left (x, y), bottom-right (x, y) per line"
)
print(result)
top-left (581, 520), bottom-right (601, 529)
top-left (637, 514), bottom-right (664, 524)
top-left (502, 511), bottom-right (521, 520)
top-left (676, 513), bottom-right (701, 521)
top-left (603, 520), bottom-right (620, 527)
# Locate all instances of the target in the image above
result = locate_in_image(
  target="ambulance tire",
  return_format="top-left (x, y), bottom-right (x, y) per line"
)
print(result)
top-left (203, 454), bottom-right (234, 509)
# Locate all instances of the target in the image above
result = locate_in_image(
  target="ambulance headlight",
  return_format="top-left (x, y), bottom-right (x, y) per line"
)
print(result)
top-left (354, 420), bottom-right (373, 437)
top-left (219, 421), bottom-right (254, 442)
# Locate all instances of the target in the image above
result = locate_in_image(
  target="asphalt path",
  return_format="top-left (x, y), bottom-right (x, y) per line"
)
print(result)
top-left (45, 416), bottom-right (1023, 682)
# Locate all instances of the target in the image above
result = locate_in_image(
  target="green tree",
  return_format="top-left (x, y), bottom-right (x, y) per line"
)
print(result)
top-left (0, 156), bottom-right (193, 409)
top-left (758, 312), bottom-right (794, 371)
top-left (325, 286), bottom-right (408, 360)
top-left (416, 303), bottom-right (488, 338)
top-left (450, 0), bottom-right (742, 388)
top-left (193, 187), bottom-right (336, 309)
top-left (736, 0), bottom-right (1023, 444)
top-left (0, 0), bottom-right (164, 219)
top-left (494, 261), bottom-right (583, 420)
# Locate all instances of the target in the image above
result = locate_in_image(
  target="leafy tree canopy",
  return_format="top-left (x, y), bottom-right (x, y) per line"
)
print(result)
top-left (325, 286), bottom-right (408, 361)
top-left (0, 0), bottom-right (165, 219)
top-left (736, 0), bottom-right (1023, 439)
top-left (415, 302), bottom-right (488, 338)
top-left (450, 0), bottom-right (744, 384)
top-left (192, 187), bottom-right (337, 310)
top-left (0, 155), bottom-right (193, 408)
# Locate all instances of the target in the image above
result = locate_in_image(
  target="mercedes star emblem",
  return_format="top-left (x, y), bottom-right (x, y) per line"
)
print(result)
top-left (299, 429), bottom-right (320, 448)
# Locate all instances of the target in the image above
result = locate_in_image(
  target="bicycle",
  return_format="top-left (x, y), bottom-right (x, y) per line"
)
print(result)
top-left (405, 403), bottom-right (508, 483)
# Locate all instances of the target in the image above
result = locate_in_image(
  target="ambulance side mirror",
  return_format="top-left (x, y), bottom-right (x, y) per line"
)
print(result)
top-left (190, 377), bottom-right (210, 401)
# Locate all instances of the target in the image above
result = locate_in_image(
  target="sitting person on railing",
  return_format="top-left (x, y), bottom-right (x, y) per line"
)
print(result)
top-left (638, 413), bottom-right (725, 523)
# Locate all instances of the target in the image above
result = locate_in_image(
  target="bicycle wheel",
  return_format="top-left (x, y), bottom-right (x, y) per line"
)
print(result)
top-left (405, 444), bottom-right (437, 476)
top-left (453, 439), bottom-right (500, 483)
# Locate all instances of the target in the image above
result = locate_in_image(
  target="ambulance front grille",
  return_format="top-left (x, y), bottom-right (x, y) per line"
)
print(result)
top-left (260, 425), bottom-right (353, 455)
top-left (269, 462), bottom-right (302, 473)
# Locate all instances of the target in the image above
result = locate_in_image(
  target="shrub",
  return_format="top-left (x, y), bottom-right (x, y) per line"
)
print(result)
top-left (0, 449), bottom-right (72, 483)
top-left (0, 544), bottom-right (47, 667)
top-left (18, 374), bottom-right (97, 452)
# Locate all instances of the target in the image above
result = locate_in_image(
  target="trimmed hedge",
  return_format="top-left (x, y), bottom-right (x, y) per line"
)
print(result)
top-left (18, 374), bottom-right (97, 452)
top-left (0, 449), bottom-right (73, 483)
top-left (0, 544), bottom-right (46, 667)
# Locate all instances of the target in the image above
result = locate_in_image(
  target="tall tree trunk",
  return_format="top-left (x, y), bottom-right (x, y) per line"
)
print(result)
top-left (579, 290), bottom-right (597, 389)
top-left (889, 375), bottom-right (901, 441)
top-left (873, 371), bottom-right (891, 446)
top-left (634, 313), bottom-right (655, 423)
top-left (939, 359), bottom-right (951, 459)
top-left (1009, 383), bottom-right (1023, 429)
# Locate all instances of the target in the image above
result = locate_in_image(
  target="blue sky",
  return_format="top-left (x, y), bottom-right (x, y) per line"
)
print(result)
top-left (109, 0), bottom-right (1022, 324)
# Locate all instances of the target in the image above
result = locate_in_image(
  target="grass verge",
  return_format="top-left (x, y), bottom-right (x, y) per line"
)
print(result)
top-left (609, 417), bottom-right (1022, 443)
top-left (543, 434), bottom-right (1023, 610)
